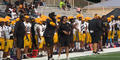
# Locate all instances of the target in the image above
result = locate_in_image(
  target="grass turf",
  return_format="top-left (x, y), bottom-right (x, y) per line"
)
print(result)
top-left (63, 52), bottom-right (120, 60)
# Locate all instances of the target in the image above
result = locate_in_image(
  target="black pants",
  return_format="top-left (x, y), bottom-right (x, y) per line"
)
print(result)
top-left (102, 32), bottom-right (108, 46)
top-left (32, 35), bottom-right (37, 49)
top-left (44, 36), bottom-right (54, 47)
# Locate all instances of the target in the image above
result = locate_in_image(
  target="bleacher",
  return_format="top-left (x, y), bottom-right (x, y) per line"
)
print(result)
top-left (37, 6), bottom-right (78, 16)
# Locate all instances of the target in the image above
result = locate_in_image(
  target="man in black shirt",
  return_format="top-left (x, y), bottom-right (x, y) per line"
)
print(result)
top-left (43, 12), bottom-right (57, 60)
top-left (31, 18), bottom-right (37, 49)
top-left (101, 15), bottom-right (109, 48)
top-left (58, 16), bottom-right (71, 60)
top-left (89, 16), bottom-right (103, 54)
top-left (14, 15), bottom-right (25, 60)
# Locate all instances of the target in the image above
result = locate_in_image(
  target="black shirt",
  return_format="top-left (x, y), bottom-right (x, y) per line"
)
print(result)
top-left (43, 19), bottom-right (56, 38)
top-left (102, 20), bottom-right (109, 33)
top-left (14, 21), bottom-right (25, 37)
top-left (88, 19), bottom-right (103, 33)
top-left (58, 22), bottom-right (71, 38)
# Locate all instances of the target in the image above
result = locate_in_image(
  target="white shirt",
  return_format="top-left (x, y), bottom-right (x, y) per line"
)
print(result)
top-left (116, 20), bottom-right (120, 30)
top-left (34, 24), bottom-right (45, 43)
top-left (75, 19), bottom-right (81, 32)
top-left (34, 24), bottom-right (40, 35)
top-left (4, 26), bottom-right (12, 39)
top-left (34, 24), bottom-right (46, 37)
top-left (34, 8), bottom-right (38, 13)
top-left (24, 22), bottom-right (31, 34)
top-left (0, 26), bottom-right (11, 39)
top-left (41, 24), bottom-right (46, 36)
top-left (0, 26), bottom-right (4, 38)
top-left (109, 21), bottom-right (113, 31)
top-left (109, 20), bottom-right (117, 31)
top-left (35, 24), bottom-right (41, 43)
top-left (11, 12), bottom-right (17, 19)
top-left (85, 22), bottom-right (89, 32)
top-left (9, 8), bottom-right (13, 12)
top-left (81, 21), bottom-right (87, 34)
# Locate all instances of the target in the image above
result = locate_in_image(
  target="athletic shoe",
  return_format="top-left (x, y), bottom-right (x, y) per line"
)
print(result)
top-left (23, 54), bottom-right (29, 59)
top-left (93, 51), bottom-right (100, 54)
top-left (6, 58), bottom-right (14, 60)
top-left (78, 49), bottom-right (84, 52)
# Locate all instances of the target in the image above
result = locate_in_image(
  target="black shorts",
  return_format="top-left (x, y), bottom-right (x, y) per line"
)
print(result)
top-left (16, 36), bottom-right (24, 49)
top-left (90, 33), bottom-right (100, 43)
top-left (59, 37), bottom-right (70, 47)
top-left (44, 37), bottom-right (54, 47)
top-left (60, 40), bottom-right (70, 47)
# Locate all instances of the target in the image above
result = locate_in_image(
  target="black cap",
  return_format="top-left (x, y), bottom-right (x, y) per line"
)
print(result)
top-left (49, 12), bottom-right (56, 18)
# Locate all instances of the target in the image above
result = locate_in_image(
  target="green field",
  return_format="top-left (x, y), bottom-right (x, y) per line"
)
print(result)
top-left (63, 52), bottom-right (120, 60)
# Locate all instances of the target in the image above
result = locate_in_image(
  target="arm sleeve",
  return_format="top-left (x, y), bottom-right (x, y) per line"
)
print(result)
top-left (97, 20), bottom-right (103, 31)
top-left (14, 22), bottom-right (18, 38)
top-left (47, 19), bottom-right (56, 27)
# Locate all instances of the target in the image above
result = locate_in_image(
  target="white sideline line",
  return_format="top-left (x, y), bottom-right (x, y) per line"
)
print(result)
top-left (23, 47), bottom-right (120, 60)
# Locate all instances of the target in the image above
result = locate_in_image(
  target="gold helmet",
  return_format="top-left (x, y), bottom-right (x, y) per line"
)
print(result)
top-left (56, 14), bottom-right (61, 19)
top-left (107, 17), bottom-right (112, 22)
top-left (35, 18), bottom-right (42, 24)
top-left (5, 16), bottom-right (11, 20)
top-left (118, 16), bottom-right (120, 19)
top-left (85, 17), bottom-right (91, 21)
top-left (11, 20), bottom-right (16, 25)
top-left (110, 15), bottom-right (114, 18)
top-left (15, 18), bottom-right (20, 22)
top-left (41, 15), bottom-right (48, 22)
top-left (76, 14), bottom-right (83, 19)
top-left (56, 15), bottom-right (61, 22)
top-left (68, 16), bottom-right (74, 20)
top-left (0, 17), bottom-right (4, 22)
top-left (4, 19), bottom-right (10, 22)
top-left (25, 15), bottom-right (30, 19)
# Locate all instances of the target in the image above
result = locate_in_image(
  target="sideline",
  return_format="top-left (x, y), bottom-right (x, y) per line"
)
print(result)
top-left (23, 47), bottom-right (120, 60)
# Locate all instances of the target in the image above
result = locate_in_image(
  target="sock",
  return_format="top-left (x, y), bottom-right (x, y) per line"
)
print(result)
top-left (118, 39), bottom-right (120, 44)
top-left (0, 51), bottom-right (3, 60)
top-left (42, 51), bottom-right (44, 55)
top-left (76, 42), bottom-right (80, 50)
top-left (7, 55), bottom-right (10, 58)
top-left (72, 48), bottom-right (74, 51)
top-left (108, 43), bottom-right (110, 47)
top-left (53, 47), bottom-right (56, 53)
top-left (39, 52), bottom-right (42, 55)
top-left (75, 42), bottom-right (77, 49)
top-left (112, 43), bottom-right (114, 47)
top-left (63, 49), bottom-right (65, 52)
top-left (78, 42), bottom-right (80, 49)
